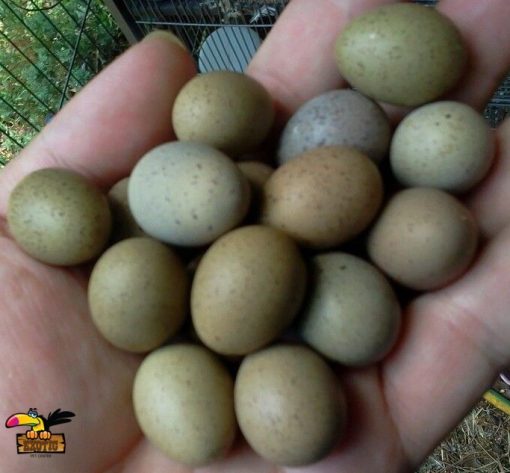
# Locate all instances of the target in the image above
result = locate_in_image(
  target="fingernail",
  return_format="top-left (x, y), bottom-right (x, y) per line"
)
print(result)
top-left (143, 30), bottom-right (187, 51)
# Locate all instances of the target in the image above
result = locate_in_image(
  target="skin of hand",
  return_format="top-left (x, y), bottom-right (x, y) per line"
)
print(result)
top-left (0, 1), bottom-right (509, 472)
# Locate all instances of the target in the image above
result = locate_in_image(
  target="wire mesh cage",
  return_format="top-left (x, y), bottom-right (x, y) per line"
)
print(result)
top-left (0, 0), bottom-right (125, 164)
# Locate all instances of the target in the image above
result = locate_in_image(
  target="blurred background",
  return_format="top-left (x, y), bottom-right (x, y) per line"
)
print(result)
top-left (0, 1), bottom-right (509, 470)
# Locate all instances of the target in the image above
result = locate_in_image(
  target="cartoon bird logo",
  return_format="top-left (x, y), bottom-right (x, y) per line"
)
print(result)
top-left (5, 408), bottom-right (75, 440)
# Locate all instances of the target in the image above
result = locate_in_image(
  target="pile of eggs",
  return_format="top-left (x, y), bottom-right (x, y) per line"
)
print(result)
top-left (6, 4), bottom-right (495, 468)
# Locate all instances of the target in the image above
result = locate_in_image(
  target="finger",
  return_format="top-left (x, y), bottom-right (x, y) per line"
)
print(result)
top-left (0, 32), bottom-right (196, 216)
top-left (438, 0), bottom-right (510, 111)
top-left (382, 226), bottom-right (510, 465)
top-left (247, 0), bottom-right (398, 117)
top-left (466, 117), bottom-right (510, 238)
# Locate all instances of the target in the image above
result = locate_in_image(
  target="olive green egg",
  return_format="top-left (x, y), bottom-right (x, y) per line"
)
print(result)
top-left (107, 177), bottom-right (147, 242)
top-left (390, 101), bottom-right (495, 193)
top-left (237, 161), bottom-right (273, 220)
top-left (300, 252), bottom-right (401, 366)
top-left (172, 71), bottom-right (275, 156)
top-left (133, 344), bottom-right (236, 467)
top-left (335, 4), bottom-right (467, 106)
top-left (235, 344), bottom-right (347, 466)
top-left (262, 146), bottom-right (383, 249)
top-left (88, 237), bottom-right (189, 352)
top-left (7, 168), bottom-right (111, 265)
top-left (367, 188), bottom-right (478, 290)
top-left (191, 225), bottom-right (307, 355)
top-left (128, 141), bottom-right (251, 247)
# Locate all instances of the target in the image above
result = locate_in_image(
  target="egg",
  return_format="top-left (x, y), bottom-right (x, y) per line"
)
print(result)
top-left (237, 161), bottom-right (274, 220)
top-left (262, 146), bottom-right (383, 249)
top-left (235, 344), bottom-right (347, 466)
top-left (278, 89), bottom-right (391, 164)
top-left (299, 252), bottom-right (401, 366)
top-left (88, 237), bottom-right (189, 352)
top-left (107, 177), bottom-right (147, 242)
top-left (128, 141), bottom-right (250, 246)
top-left (367, 188), bottom-right (478, 290)
top-left (7, 168), bottom-right (111, 265)
top-left (335, 4), bottom-right (467, 106)
top-left (133, 344), bottom-right (236, 467)
top-left (191, 225), bottom-right (307, 355)
top-left (390, 101), bottom-right (495, 193)
top-left (172, 71), bottom-right (275, 156)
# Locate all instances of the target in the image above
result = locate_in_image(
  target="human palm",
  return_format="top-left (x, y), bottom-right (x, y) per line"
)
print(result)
top-left (1, 1), bottom-right (510, 472)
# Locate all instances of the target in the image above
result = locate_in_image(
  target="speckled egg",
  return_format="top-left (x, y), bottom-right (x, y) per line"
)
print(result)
top-left (128, 141), bottom-right (250, 246)
top-left (237, 161), bottom-right (273, 220)
top-left (88, 237), bottom-right (189, 352)
top-left (278, 89), bottom-right (391, 164)
top-left (7, 168), bottom-right (111, 265)
top-left (335, 4), bottom-right (467, 106)
top-left (108, 178), bottom-right (147, 242)
top-left (172, 71), bottom-right (275, 156)
top-left (368, 188), bottom-right (478, 290)
top-left (299, 252), bottom-right (401, 366)
top-left (390, 101), bottom-right (495, 193)
top-left (133, 344), bottom-right (236, 467)
top-left (262, 146), bottom-right (383, 249)
top-left (191, 225), bottom-right (307, 355)
top-left (235, 344), bottom-right (347, 466)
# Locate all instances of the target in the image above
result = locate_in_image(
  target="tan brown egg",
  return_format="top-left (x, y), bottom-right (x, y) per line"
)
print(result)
top-left (262, 146), bottom-right (383, 249)
top-left (235, 344), bottom-right (347, 466)
top-left (172, 71), bottom-right (275, 156)
top-left (88, 237), bottom-right (189, 352)
top-left (7, 168), bottom-right (111, 265)
top-left (367, 188), bottom-right (478, 290)
top-left (133, 344), bottom-right (236, 466)
top-left (191, 225), bottom-right (307, 355)
top-left (107, 177), bottom-right (147, 242)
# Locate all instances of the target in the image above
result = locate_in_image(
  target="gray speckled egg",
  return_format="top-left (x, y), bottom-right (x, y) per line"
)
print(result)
top-left (335, 4), bottom-right (467, 106)
top-left (128, 142), bottom-right (250, 247)
top-left (367, 188), bottom-right (478, 290)
top-left (133, 344), bottom-right (236, 467)
top-left (7, 168), bottom-right (111, 265)
top-left (172, 71), bottom-right (275, 156)
top-left (235, 344), bottom-right (347, 467)
top-left (108, 178), bottom-right (147, 242)
top-left (278, 89), bottom-right (391, 164)
top-left (390, 101), bottom-right (495, 193)
top-left (88, 237), bottom-right (189, 353)
top-left (300, 252), bottom-right (401, 366)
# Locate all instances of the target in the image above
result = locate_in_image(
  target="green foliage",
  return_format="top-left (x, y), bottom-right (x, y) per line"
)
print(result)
top-left (0, 0), bottom-right (125, 164)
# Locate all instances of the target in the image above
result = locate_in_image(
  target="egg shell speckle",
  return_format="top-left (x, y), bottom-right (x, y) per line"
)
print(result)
top-left (368, 188), bottom-right (478, 290)
top-left (172, 71), bottom-right (275, 156)
top-left (335, 4), bottom-right (467, 106)
top-left (88, 237), bottom-right (189, 353)
top-left (262, 146), bottom-right (383, 249)
top-left (191, 225), bottom-right (307, 355)
top-left (278, 89), bottom-right (391, 164)
top-left (128, 141), bottom-right (250, 247)
top-left (390, 101), bottom-right (495, 193)
top-left (7, 168), bottom-right (111, 266)
top-left (300, 252), bottom-right (401, 366)
top-left (133, 344), bottom-right (236, 467)
top-left (235, 344), bottom-right (347, 466)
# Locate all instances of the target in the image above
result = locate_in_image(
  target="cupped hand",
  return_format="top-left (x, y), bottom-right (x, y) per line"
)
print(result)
top-left (0, 1), bottom-right (509, 472)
